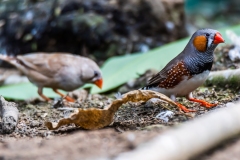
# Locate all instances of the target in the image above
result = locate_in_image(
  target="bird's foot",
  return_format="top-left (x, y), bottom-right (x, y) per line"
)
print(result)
top-left (38, 87), bottom-right (52, 102)
top-left (188, 98), bottom-right (217, 108)
top-left (176, 102), bottom-right (196, 113)
top-left (64, 96), bottom-right (75, 102)
top-left (39, 94), bottom-right (52, 102)
top-left (52, 89), bottom-right (75, 102)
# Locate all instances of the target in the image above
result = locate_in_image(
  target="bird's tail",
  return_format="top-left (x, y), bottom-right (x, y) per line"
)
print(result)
top-left (139, 86), bottom-right (151, 90)
top-left (0, 54), bottom-right (17, 66)
top-left (0, 54), bottom-right (34, 74)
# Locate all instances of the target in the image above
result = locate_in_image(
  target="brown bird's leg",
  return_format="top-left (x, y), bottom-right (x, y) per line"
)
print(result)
top-left (53, 89), bottom-right (75, 102)
top-left (38, 87), bottom-right (51, 102)
top-left (187, 93), bottom-right (217, 108)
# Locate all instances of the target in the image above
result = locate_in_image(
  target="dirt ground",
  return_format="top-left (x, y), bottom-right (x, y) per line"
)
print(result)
top-left (1, 44), bottom-right (240, 159)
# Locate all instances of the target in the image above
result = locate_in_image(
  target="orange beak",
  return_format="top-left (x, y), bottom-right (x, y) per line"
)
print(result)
top-left (213, 32), bottom-right (224, 44)
top-left (94, 78), bottom-right (103, 89)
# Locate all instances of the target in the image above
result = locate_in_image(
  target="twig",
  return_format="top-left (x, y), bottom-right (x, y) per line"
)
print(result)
top-left (115, 102), bottom-right (240, 160)
top-left (45, 90), bottom-right (178, 130)
top-left (0, 96), bottom-right (19, 134)
top-left (205, 68), bottom-right (240, 87)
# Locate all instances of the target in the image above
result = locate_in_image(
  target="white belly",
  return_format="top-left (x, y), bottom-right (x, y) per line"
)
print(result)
top-left (150, 70), bottom-right (210, 97)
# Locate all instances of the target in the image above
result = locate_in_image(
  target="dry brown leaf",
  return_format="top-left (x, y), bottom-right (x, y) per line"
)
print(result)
top-left (45, 90), bottom-right (178, 130)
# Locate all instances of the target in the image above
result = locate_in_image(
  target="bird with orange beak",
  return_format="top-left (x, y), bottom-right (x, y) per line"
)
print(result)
top-left (0, 53), bottom-right (103, 102)
top-left (142, 29), bottom-right (224, 112)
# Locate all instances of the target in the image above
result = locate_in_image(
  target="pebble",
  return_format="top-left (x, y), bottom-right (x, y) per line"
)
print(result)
top-left (155, 110), bottom-right (175, 122)
top-left (41, 113), bottom-right (48, 118)
top-left (30, 121), bottom-right (39, 128)
top-left (145, 98), bottom-right (164, 108)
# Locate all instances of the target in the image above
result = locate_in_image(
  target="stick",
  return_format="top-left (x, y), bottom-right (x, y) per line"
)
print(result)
top-left (205, 69), bottom-right (240, 87)
top-left (115, 102), bottom-right (240, 160)
top-left (0, 96), bottom-right (19, 134)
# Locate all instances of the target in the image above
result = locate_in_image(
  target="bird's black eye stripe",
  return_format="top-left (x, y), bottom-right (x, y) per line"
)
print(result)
top-left (205, 33), bottom-right (209, 49)
top-left (206, 36), bottom-right (208, 49)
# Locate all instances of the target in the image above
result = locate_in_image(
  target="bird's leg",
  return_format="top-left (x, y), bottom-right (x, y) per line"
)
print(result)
top-left (186, 92), bottom-right (217, 108)
top-left (38, 87), bottom-right (51, 102)
top-left (175, 102), bottom-right (196, 113)
top-left (170, 95), bottom-right (196, 113)
top-left (53, 89), bottom-right (75, 102)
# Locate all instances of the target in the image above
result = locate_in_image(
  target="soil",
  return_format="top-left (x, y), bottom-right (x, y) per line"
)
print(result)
top-left (1, 44), bottom-right (240, 159)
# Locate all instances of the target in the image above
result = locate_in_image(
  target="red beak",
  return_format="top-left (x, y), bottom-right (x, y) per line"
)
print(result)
top-left (94, 78), bottom-right (103, 89)
top-left (213, 32), bottom-right (224, 44)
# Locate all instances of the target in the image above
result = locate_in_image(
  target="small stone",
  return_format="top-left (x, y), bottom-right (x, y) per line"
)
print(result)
top-left (30, 121), bottom-right (39, 128)
top-left (41, 113), bottom-right (48, 118)
top-left (156, 110), bottom-right (175, 122)
top-left (145, 98), bottom-right (163, 107)
top-left (98, 102), bottom-right (104, 106)
top-left (42, 131), bottom-right (53, 137)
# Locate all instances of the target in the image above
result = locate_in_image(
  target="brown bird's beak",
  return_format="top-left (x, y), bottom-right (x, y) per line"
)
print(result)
top-left (213, 32), bottom-right (225, 44)
top-left (94, 78), bottom-right (103, 89)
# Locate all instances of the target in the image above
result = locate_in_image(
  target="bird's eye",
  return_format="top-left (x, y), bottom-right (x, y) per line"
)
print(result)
top-left (94, 71), bottom-right (99, 77)
top-left (206, 33), bottom-right (210, 37)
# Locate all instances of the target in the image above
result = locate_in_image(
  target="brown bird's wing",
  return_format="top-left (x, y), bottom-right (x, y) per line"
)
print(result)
top-left (147, 54), bottom-right (189, 88)
top-left (16, 53), bottom-right (75, 78)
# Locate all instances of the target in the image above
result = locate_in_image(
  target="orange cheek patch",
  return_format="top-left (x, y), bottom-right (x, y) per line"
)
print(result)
top-left (193, 35), bottom-right (207, 52)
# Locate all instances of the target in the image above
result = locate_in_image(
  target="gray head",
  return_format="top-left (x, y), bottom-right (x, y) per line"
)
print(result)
top-left (81, 58), bottom-right (103, 89)
top-left (183, 29), bottom-right (224, 75)
top-left (187, 28), bottom-right (224, 53)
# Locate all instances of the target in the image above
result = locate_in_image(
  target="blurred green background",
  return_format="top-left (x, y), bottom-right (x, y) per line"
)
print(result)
top-left (186, 0), bottom-right (240, 31)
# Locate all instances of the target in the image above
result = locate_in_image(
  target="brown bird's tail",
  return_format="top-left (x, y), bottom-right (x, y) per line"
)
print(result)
top-left (0, 54), bottom-right (17, 66)
top-left (0, 54), bottom-right (36, 75)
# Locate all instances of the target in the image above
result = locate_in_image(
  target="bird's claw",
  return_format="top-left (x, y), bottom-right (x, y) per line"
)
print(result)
top-left (176, 102), bottom-right (196, 113)
top-left (188, 98), bottom-right (217, 108)
top-left (199, 102), bottom-right (218, 108)
top-left (64, 96), bottom-right (75, 102)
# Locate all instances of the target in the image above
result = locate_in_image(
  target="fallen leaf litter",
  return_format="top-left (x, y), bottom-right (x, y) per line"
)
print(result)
top-left (45, 90), bottom-right (178, 130)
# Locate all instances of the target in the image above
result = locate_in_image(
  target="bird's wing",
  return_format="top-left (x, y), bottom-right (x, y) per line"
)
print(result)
top-left (147, 55), bottom-right (185, 87)
top-left (147, 65), bottom-right (172, 87)
top-left (16, 53), bottom-right (77, 78)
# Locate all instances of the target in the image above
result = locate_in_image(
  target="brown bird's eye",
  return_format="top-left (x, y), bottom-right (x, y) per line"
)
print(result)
top-left (94, 71), bottom-right (99, 77)
top-left (206, 33), bottom-right (210, 37)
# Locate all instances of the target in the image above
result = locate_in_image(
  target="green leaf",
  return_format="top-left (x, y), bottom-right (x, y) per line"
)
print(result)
top-left (91, 39), bottom-right (187, 93)
top-left (91, 24), bottom-right (240, 93)
top-left (0, 83), bottom-right (66, 100)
